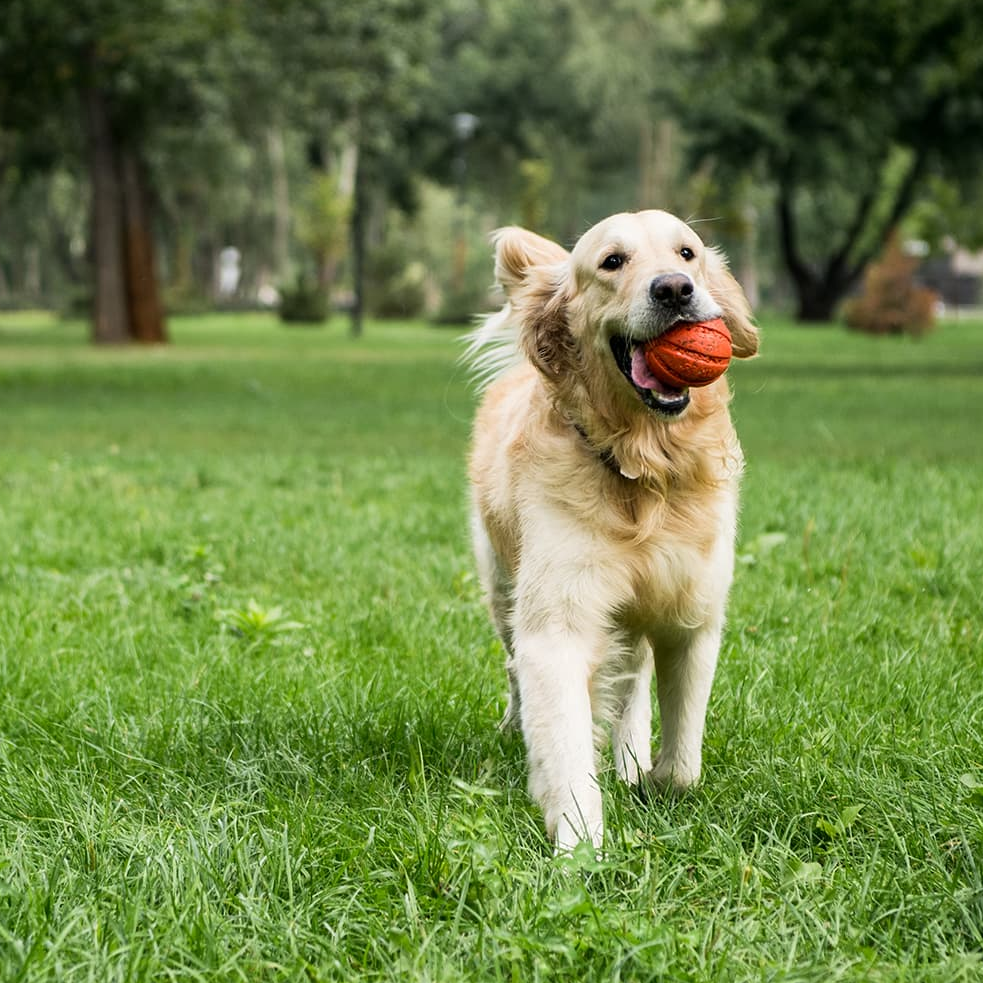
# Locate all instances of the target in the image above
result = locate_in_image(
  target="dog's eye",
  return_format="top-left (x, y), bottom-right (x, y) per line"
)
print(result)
top-left (680, 246), bottom-right (696, 261)
top-left (600, 253), bottom-right (626, 271)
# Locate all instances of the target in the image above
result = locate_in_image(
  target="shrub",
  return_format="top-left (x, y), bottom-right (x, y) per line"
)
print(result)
top-left (844, 235), bottom-right (938, 336)
top-left (59, 286), bottom-right (92, 319)
top-left (365, 241), bottom-right (427, 319)
top-left (431, 244), bottom-right (496, 325)
top-left (161, 285), bottom-right (212, 317)
top-left (278, 276), bottom-right (328, 325)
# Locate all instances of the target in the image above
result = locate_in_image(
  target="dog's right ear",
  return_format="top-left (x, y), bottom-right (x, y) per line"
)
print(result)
top-left (492, 228), bottom-right (576, 379)
top-left (518, 270), bottom-right (576, 379)
top-left (493, 226), bottom-right (569, 295)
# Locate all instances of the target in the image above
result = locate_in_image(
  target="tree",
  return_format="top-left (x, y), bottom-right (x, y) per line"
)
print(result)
top-left (680, 0), bottom-right (983, 321)
top-left (905, 174), bottom-right (983, 254)
top-left (238, 0), bottom-right (441, 335)
top-left (0, 0), bottom-right (236, 342)
top-left (421, 0), bottom-right (591, 239)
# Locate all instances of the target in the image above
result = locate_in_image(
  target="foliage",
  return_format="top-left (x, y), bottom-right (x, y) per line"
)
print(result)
top-left (365, 240), bottom-right (428, 320)
top-left (3, 0), bottom-right (983, 330)
top-left (904, 174), bottom-right (983, 254)
top-left (365, 182), bottom-right (499, 325)
top-left (844, 237), bottom-right (938, 336)
top-left (217, 599), bottom-right (306, 648)
top-left (0, 163), bottom-right (88, 308)
top-left (433, 259), bottom-right (497, 324)
top-left (844, 236), bottom-right (938, 336)
top-left (680, 0), bottom-right (983, 320)
top-left (0, 312), bottom-right (982, 979)
top-left (295, 174), bottom-right (352, 278)
top-left (517, 159), bottom-right (553, 232)
top-left (278, 276), bottom-right (328, 325)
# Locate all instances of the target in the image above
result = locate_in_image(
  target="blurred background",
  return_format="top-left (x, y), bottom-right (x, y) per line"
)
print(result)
top-left (1, 0), bottom-right (982, 343)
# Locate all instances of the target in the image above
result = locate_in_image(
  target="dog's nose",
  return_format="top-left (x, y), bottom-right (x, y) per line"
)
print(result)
top-left (649, 273), bottom-right (694, 308)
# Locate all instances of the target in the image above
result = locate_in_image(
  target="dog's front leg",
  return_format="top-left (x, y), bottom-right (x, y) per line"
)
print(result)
top-left (650, 622), bottom-right (722, 790)
top-left (613, 637), bottom-right (655, 786)
top-left (512, 618), bottom-right (604, 852)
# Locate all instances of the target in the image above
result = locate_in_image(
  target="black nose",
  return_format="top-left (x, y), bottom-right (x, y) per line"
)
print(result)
top-left (649, 273), bottom-right (694, 307)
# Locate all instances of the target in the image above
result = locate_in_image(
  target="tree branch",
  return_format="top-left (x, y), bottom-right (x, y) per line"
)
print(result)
top-left (848, 150), bottom-right (928, 283)
top-left (824, 188), bottom-right (877, 287)
top-left (776, 182), bottom-right (812, 289)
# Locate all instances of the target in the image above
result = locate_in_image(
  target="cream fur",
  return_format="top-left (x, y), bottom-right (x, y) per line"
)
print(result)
top-left (467, 210), bottom-right (758, 851)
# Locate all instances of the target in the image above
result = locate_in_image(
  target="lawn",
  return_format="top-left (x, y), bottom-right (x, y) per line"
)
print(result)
top-left (0, 311), bottom-right (981, 982)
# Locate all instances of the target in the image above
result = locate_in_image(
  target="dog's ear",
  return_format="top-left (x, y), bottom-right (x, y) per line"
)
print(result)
top-left (493, 226), bottom-right (569, 296)
top-left (493, 227), bottom-right (576, 378)
top-left (705, 247), bottom-right (759, 358)
top-left (517, 268), bottom-right (576, 379)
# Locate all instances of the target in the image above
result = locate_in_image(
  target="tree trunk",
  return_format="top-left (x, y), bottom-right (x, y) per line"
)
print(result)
top-left (638, 118), bottom-right (674, 210)
top-left (268, 127), bottom-right (291, 285)
top-left (120, 148), bottom-right (167, 343)
top-left (778, 152), bottom-right (926, 324)
top-left (790, 265), bottom-right (863, 323)
top-left (317, 252), bottom-right (338, 292)
top-left (738, 202), bottom-right (760, 310)
top-left (777, 187), bottom-right (858, 323)
top-left (171, 222), bottom-right (195, 296)
top-left (83, 81), bottom-right (130, 344)
top-left (24, 244), bottom-right (41, 298)
top-left (350, 154), bottom-right (366, 339)
top-left (795, 286), bottom-right (842, 323)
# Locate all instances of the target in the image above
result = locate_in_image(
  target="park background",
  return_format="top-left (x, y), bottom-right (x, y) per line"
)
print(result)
top-left (2, 0), bottom-right (983, 332)
top-left (1, 2), bottom-right (982, 981)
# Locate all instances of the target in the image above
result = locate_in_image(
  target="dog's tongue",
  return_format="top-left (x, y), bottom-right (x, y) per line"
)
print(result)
top-left (630, 346), bottom-right (659, 388)
top-left (631, 346), bottom-right (682, 395)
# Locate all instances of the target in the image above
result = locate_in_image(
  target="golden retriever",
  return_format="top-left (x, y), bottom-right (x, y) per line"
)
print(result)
top-left (467, 210), bottom-right (758, 851)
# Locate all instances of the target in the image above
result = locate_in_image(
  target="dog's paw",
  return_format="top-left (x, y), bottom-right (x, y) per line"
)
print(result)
top-left (637, 760), bottom-right (701, 801)
top-left (554, 816), bottom-right (604, 856)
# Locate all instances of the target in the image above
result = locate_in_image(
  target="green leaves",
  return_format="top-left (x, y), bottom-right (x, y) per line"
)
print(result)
top-left (816, 804), bottom-right (864, 841)
top-left (217, 599), bottom-right (306, 646)
top-left (959, 773), bottom-right (983, 807)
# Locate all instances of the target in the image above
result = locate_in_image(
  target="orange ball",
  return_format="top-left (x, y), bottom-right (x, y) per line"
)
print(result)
top-left (643, 318), bottom-right (732, 388)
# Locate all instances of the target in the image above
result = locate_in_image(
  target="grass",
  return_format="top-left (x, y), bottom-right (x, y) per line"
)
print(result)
top-left (0, 310), bottom-right (981, 982)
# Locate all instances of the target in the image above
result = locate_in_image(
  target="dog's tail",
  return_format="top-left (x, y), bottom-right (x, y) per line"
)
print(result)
top-left (461, 303), bottom-right (524, 393)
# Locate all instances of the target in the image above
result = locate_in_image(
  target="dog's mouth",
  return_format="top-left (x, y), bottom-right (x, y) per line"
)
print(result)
top-left (609, 335), bottom-right (690, 416)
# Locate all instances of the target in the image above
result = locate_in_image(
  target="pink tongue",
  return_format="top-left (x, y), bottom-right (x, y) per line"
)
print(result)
top-left (631, 347), bottom-right (681, 395)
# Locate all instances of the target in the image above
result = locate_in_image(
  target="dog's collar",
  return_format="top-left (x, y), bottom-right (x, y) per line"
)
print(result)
top-left (572, 423), bottom-right (630, 479)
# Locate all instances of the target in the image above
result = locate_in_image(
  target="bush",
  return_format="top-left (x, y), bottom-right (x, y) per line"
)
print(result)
top-left (432, 277), bottom-right (493, 325)
top-left (278, 276), bottom-right (328, 325)
top-left (431, 244), bottom-right (496, 325)
top-left (365, 241), bottom-right (427, 319)
top-left (161, 285), bottom-right (213, 317)
top-left (844, 236), bottom-right (938, 336)
top-left (58, 287), bottom-right (92, 320)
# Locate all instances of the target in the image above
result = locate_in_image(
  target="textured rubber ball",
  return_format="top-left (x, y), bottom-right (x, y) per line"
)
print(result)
top-left (642, 318), bottom-right (732, 388)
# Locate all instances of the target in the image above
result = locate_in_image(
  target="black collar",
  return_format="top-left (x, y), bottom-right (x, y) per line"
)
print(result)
top-left (572, 423), bottom-right (625, 478)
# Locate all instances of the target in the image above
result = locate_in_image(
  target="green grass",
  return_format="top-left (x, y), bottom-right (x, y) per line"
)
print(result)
top-left (1, 311), bottom-right (981, 982)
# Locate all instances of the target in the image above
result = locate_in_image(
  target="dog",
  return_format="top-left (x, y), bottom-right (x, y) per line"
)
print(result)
top-left (467, 210), bottom-right (758, 852)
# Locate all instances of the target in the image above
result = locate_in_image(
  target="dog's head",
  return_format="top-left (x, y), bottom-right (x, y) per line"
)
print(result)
top-left (495, 210), bottom-right (758, 422)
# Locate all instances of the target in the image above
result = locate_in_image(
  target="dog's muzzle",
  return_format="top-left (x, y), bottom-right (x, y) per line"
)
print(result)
top-left (609, 335), bottom-right (690, 416)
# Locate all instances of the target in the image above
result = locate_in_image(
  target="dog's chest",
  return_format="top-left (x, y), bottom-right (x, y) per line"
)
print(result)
top-left (611, 492), bottom-right (731, 632)
top-left (621, 541), bottom-right (714, 631)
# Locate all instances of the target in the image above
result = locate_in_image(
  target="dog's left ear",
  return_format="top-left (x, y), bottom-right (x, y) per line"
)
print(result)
top-left (705, 248), bottom-right (759, 358)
